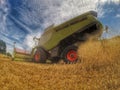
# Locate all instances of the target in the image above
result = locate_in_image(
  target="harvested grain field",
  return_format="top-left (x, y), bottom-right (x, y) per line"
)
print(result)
top-left (0, 36), bottom-right (120, 90)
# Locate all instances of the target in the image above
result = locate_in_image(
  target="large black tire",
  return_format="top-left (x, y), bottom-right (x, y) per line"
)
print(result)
top-left (61, 45), bottom-right (78, 64)
top-left (33, 48), bottom-right (47, 63)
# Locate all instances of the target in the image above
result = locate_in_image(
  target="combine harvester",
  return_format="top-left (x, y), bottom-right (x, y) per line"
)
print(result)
top-left (31, 11), bottom-right (104, 64)
top-left (14, 11), bottom-right (104, 63)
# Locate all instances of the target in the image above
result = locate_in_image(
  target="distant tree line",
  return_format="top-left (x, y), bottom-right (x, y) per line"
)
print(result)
top-left (0, 39), bottom-right (12, 57)
top-left (0, 39), bottom-right (6, 54)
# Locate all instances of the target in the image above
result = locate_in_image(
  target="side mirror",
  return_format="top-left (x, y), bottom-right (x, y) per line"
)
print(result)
top-left (33, 36), bottom-right (40, 41)
top-left (33, 36), bottom-right (36, 40)
top-left (33, 36), bottom-right (40, 46)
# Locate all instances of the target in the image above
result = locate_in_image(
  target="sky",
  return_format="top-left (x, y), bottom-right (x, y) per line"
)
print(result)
top-left (0, 0), bottom-right (120, 53)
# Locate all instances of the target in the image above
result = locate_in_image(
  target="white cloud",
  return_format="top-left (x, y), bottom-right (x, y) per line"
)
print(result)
top-left (0, 0), bottom-right (8, 32)
top-left (35, 0), bottom-right (98, 26)
top-left (116, 14), bottom-right (120, 18)
top-left (16, 0), bottom-right (107, 27)
top-left (111, 0), bottom-right (120, 4)
top-left (10, 0), bottom-right (112, 29)
top-left (100, 0), bottom-right (120, 4)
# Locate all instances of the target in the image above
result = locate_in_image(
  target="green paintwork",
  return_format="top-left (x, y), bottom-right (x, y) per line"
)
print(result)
top-left (38, 11), bottom-right (103, 50)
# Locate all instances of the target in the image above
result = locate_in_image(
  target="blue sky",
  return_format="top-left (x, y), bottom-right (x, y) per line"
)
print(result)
top-left (0, 0), bottom-right (120, 53)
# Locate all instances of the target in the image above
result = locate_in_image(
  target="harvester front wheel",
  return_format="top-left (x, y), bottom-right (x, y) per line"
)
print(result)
top-left (61, 45), bottom-right (78, 64)
top-left (33, 48), bottom-right (47, 63)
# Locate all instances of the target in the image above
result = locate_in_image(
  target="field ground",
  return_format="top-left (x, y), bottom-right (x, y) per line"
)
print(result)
top-left (0, 36), bottom-right (120, 90)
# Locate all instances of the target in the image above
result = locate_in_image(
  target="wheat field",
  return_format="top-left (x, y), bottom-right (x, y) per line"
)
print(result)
top-left (0, 36), bottom-right (120, 90)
